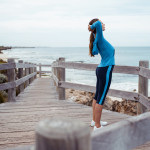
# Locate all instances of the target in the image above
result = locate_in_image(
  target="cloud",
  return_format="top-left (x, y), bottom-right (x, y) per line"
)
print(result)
top-left (0, 0), bottom-right (150, 46)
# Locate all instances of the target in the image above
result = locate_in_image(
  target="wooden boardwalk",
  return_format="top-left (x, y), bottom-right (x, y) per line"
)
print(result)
top-left (0, 77), bottom-right (149, 150)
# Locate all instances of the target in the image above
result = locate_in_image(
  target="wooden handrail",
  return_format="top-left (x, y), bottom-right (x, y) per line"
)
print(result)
top-left (52, 61), bottom-right (140, 75)
top-left (139, 66), bottom-right (150, 79)
top-left (92, 111), bottom-right (150, 150)
top-left (0, 59), bottom-right (37, 102)
top-left (51, 58), bottom-right (150, 111)
top-left (0, 63), bottom-right (36, 71)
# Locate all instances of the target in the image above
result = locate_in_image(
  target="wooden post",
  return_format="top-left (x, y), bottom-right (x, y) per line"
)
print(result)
top-left (34, 63), bottom-right (37, 79)
top-left (29, 63), bottom-right (32, 84)
top-left (57, 57), bottom-right (65, 100)
top-left (25, 62), bottom-right (29, 88)
top-left (31, 63), bottom-right (34, 82)
top-left (137, 60), bottom-right (149, 114)
top-left (39, 63), bottom-right (41, 78)
top-left (52, 61), bottom-right (56, 86)
top-left (35, 118), bottom-right (91, 150)
top-left (7, 58), bottom-right (16, 102)
top-left (18, 60), bottom-right (24, 93)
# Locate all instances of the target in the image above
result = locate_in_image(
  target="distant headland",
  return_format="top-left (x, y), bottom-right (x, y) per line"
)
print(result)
top-left (0, 46), bottom-right (11, 53)
top-left (0, 46), bottom-right (35, 53)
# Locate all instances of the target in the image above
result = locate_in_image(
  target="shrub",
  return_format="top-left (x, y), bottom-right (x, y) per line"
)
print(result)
top-left (0, 73), bottom-right (8, 83)
top-left (0, 91), bottom-right (8, 103)
top-left (0, 59), bottom-right (7, 75)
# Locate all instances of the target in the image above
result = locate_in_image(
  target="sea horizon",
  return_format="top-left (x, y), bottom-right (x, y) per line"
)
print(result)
top-left (2, 46), bottom-right (150, 97)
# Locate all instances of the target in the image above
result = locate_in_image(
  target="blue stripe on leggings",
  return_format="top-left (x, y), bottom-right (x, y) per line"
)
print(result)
top-left (99, 66), bottom-right (112, 105)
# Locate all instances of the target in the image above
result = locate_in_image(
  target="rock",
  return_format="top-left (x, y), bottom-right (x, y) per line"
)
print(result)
top-left (66, 89), bottom-right (138, 116)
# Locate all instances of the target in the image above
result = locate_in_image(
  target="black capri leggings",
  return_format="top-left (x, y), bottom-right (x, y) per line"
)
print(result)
top-left (94, 65), bottom-right (114, 105)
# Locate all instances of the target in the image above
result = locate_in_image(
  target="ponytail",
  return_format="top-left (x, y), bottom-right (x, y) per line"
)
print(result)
top-left (89, 32), bottom-right (95, 57)
top-left (88, 18), bottom-right (99, 57)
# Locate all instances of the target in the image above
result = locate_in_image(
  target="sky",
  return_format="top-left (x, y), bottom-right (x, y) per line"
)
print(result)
top-left (0, 0), bottom-right (150, 47)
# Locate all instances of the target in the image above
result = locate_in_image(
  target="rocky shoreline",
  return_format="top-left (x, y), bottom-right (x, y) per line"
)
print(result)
top-left (0, 46), bottom-right (11, 53)
top-left (66, 89), bottom-right (140, 116)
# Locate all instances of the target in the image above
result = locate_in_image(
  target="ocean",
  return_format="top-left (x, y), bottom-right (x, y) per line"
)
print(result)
top-left (2, 47), bottom-right (150, 96)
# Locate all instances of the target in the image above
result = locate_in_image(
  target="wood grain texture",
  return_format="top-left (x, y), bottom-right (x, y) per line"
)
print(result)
top-left (18, 60), bottom-right (24, 93)
top-left (137, 61), bottom-right (149, 114)
top-left (39, 63), bottom-right (41, 78)
top-left (0, 77), bottom-right (130, 150)
top-left (15, 72), bottom-right (36, 87)
top-left (57, 57), bottom-right (65, 100)
top-left (25, 62), bottom-right (29, 87)
top-left (139, 66), bottom-right (150, 79)
top-left (36, 64), bottom-right (51, 67)
top-left (7, 58), bottom-right (16, 102)
top-left (35, 118), bottom-right (91, 150)
top-left (16, 63), bottom-right (36, 68)
top-left (92, 112), bottom-right (150, 150)
top-left (0, 72), bottom-right (36, 91)
top-left (59, 81), bottom-right (140, 101)
top-left (0, 63), bottom-right (16, 71)
top-left (52, 61), bottom-right (139, 75)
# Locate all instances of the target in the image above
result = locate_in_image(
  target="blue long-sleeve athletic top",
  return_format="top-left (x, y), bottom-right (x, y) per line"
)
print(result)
top-left (90, 20), bottom-right (115, 67)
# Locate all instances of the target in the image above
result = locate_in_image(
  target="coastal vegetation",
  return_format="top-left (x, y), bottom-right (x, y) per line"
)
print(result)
top-left (0, 59), bottom-right (8, 103)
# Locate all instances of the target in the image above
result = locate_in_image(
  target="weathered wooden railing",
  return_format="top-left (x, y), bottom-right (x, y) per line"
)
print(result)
top-left (4, 111), bottom-right (150, 150)
top-left (51, 57), bottom-right (150, 150)
top-left (51, 57), bottom-right (150, 112)
top-left (37, 63), bottom-right (51, 77)
top-left (1, 57), bottom-right (150, 150)
top-left (0, 58), bottom-right (37, 101)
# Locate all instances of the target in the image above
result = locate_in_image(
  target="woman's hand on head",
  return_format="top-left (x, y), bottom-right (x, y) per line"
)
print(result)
top-left (88, 25), bottom-right (92, 32)
top-left (102, 23), bottom-right (105, 31)
top-left (99, 19), bottom-right (105, 31)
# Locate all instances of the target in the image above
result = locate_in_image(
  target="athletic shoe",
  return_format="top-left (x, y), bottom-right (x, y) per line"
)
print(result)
top-left (93, 125), bottom-right (103, 131)
top-left (90, 120), bottom-right (108, 127)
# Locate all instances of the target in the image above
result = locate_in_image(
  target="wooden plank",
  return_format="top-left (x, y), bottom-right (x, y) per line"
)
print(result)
top-left (92, 112), bottom-right (150, 150)
top-left (29, 64), bottom-right (33, 83)
top-left (31, 63), bottom-right (34, 82)
top-left (137, 61), bottom-right (149, 114)
top-left (138, 93), bottom-right (150, 110)
top-left (52, 62), bottom-right (139, 75)
top-left (18, 60), bottom-right (24, 93)
top-left (0, 72), bottom-right (36, 91)
top-left (0, 77), bottom-right (132, 150)
top-left (24, 62), bottom-right (29, 88)
top-left (51, 71), bottom-right (59, 86)
top-left (39, 63), bottom-right (41, 78)
top-left (114, 65), bottom-right (139, 75)
top-left (0, 81), bottom-right (16, 91)
top-left (36, 64), bottom-right (51, 67)
top-left (37, 71), bottom-right (51, 73)
top-left (0, 63), bottom-right (15, 71)
top-left (59, 81), bottom-right (139, 101)
top-left (139, 66), bottom-right (150, 79)
top-left (34, 63), bottom-right (37, 79)
top-left (57, 57), bottom-right (65, 100)
top-left (7, 59), bottom-right (16, 102)
top-left (15, 72), bottom-right (36, 87)
top-left (16, 63), bottom-right (36, 68)
top-left (59, 81), bottom-right (150, 109)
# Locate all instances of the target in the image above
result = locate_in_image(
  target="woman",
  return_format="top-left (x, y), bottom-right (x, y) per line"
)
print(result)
top-left (88, 18), bottom-right (115, 131)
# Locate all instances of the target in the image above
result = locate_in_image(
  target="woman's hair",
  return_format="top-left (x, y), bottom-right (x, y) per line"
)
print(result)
top-left (89, 18), bottom-right (99, 57)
